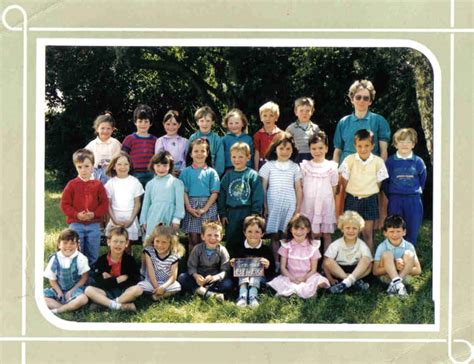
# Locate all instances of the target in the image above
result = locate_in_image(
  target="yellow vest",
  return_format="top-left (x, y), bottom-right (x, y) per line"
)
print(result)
top-left (345, 154), bottom-right (384, 197)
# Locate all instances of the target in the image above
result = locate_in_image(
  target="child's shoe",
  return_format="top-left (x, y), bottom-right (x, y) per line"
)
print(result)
top-left (329, 282), bottom-right (347, 294)
top-left (387, 280), bottom-right (407, 296)
top-left (248, 297), bottom-right (259, 308)
top-left (120, 303), bottom-right (137, 312)
top-left (214, 293), bottom-right (225, 303)
top-left (352, 279), bottom-right (370, 292)
top-left (236, 296), bottom-right (247, 307)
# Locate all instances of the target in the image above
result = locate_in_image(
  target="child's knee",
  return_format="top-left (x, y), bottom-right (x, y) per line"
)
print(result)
top-left (402, 250), bottom-right (415, 260)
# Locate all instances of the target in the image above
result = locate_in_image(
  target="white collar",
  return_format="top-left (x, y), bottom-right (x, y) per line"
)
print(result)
top-left (95, 136), bottom-right (112, 144)
top-left (244, 239), bottom-right (263, 249)
top-left (355, 153), bottom-right (374, 164)
top-left (396, 152), bottom-right (413, 160)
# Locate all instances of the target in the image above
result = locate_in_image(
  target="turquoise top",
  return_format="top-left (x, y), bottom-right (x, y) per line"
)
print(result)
top-left (179, 165), bottom-right (220, 197)
top-left (333, 111), bottom-right (391, 164)
top-left (221, 132), bottom-right (254, 168)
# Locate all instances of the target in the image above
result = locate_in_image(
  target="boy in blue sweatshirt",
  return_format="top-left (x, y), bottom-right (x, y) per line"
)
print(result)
top-left (383, 128), bottom-right (427, 245)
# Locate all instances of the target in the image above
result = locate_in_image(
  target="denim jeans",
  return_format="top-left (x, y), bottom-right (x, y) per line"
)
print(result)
top-left (69, 222), bottom-right (100, 265)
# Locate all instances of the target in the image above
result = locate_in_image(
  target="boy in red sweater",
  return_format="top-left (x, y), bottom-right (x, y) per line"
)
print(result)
top-left (61, 149), bottom-right (109, 265)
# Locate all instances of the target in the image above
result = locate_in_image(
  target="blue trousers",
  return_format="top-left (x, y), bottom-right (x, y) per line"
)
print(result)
top-left (387, 194), bottom-right (423, 245)
top-left (178, 273), bottom-right (233, 294)
top-left (69, 222), bottom-right (100, 265)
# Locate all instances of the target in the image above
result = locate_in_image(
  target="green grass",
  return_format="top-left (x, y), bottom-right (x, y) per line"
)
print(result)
top-left (44, 173), bottom-right (434, 324)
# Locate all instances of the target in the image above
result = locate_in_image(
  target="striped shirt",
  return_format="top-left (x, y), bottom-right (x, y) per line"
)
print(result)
top-left (122, 133), bottom-right (157, 172)
top-left (286, 121), bottom-right (320, 154)
top-left (143, 246), bottom-right (179, 284)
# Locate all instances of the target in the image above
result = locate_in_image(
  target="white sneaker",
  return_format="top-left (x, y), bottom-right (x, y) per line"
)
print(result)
top-left (236, 296), bottom-right (247, 307)
top-left (248, 297), bottom-right (259, 308)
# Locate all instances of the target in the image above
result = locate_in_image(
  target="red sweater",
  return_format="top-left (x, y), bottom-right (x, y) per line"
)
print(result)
top-left (60, 177), bottom-right (109, 224)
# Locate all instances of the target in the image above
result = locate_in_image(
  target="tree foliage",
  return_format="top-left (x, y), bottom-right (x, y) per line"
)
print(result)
top-left (45, 46), bottom-right (434, 214)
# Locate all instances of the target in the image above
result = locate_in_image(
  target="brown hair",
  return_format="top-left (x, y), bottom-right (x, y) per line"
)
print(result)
top-left (265, 131), bottom-right (299, 162)
top-left (72, 148), bottom-right (95, 166)
top-left (286, 214), bottom-right (313, 241)
top-left (222, 108), bottom-right (248, 130)
top-left (56, 228), bottom-right (80, 250)
top-left (105, 151), bottom-right (133, 177)
top-left (93, 111), bottom-right (115, 131)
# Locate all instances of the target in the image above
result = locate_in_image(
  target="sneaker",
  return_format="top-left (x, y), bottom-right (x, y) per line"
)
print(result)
top-left (214, 293), bottom-right (225, 303)
top-left (387, 280), bottom-right (407, 296)
top-left (329, 282), bottom-right (347, 294)
top-left (236, 296), bottom-right (247, 307)
top-left (120, 303), bottom-right (137, 312)
top-left (352, 279), bottom-right (370, 292)
top-left (248, 297), bottom-right (259, 308)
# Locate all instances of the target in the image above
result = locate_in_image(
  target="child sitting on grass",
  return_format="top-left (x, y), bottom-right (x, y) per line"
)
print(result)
top-left (85, 227), bottom-right (140, 311)
top-left (230, 215), bottom-right (275, 308)
top-left (178, 221), bottom-right (232, 302)
top-left (372, 215), bottom-right (422, 296)
top-left (129, 225), bottom-right (185, 301)
top-left (267, 214), bottom-right (329, 299)
top-left (43, 229), bottom-right (89, 314)
top-left (323, 210), bottom-right (373, 293)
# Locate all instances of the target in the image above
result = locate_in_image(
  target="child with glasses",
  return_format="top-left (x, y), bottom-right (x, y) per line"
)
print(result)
top-left (383, 128), bottom-right (427, 245)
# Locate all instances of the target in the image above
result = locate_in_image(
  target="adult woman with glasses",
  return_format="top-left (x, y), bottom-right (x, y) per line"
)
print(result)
top-left (332, 79), bottom-right (391, 220)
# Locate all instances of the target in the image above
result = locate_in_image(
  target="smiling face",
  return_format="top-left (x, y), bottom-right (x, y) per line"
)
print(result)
top-left (163, 117), bottom-right (180, 136)
top-left (244, 224), bottom-right (263, 247)
top-left (260, 110), bottom-right (278, 129)
top-left (191, 143), bottom-right (208, 166)
top-left (114, 156), bottom-right (130, 178)
top-left (153, 235), bottom-right (171, 257)
top-left (383, 227), bottom-right (406, 246)
top-left (153, 162), bottom-right (170, 177)
top-left (227, 116), bottom-right (244, 135)
top-left (275, 142), bottom-right (293, 162)
top-left (351, 88), bottom-right (372, 114)
top-left (58, 239), bottom-right (79, 257)
top-left (395, 138), bottom-right (415, 158)
top-left (74, 158), bottom-right (93, 180)
top-left (309, 141), bottom-right (328, 163)
top-left (342, 222), bottom-right (360, 244)
top-left (197, 114), bottom-right (214, 133)
top-left (354, 138), bottom-right (374, 161)
top-left (135, 118), bottom-right (151, 135)
top-left (291, 224), bottom-right (310, 243)
top-left (295, 105), bottom-right (314, 123)
top-left (108, 233), bottom-right (129, 257)
top-left (202, 228), bottom-right (222, 249)
top-left (96, 121), bottom-right (113, 142)
top-left (230, 150), bottom-right (250, 171)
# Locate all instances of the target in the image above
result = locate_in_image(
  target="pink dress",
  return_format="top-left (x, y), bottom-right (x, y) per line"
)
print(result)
top-left (268, 239), bottom-right (329, 298)
top-left (300, 159), bottom-right (339, 234)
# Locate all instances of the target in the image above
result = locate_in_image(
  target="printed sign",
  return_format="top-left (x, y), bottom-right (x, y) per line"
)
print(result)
top-left (233, 258), bottom-right (264, 277)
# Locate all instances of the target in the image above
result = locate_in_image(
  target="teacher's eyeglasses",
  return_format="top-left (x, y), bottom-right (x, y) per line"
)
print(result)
top-left (354, 95), bottom-right (371, 102)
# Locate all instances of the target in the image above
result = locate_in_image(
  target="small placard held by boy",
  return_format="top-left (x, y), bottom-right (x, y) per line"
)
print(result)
top-left (233, 258), bottom-right (264, 278)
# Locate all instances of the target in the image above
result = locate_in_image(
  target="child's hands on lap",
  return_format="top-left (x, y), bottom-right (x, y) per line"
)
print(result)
top-left (102, 272), bottom-right (112, 279)
top-left (260, 258), bottom-right (270, 269)
top-left (153, 286), bottom-right (166, 296)
top-left (194, 274), bottom-right (206, 286)
top-left (116, 275), bottom-right (128, 283)
top-left (395, 258), bottom-right (405, 271)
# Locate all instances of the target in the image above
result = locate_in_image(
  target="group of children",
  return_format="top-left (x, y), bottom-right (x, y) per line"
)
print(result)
top-left (44, 94), bottom-right (427, 314)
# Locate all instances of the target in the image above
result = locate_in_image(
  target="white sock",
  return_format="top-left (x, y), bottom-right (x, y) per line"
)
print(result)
top-left (342, 274), bottom-right (356, 287)
top-left (51, 308), bottom-right (58, 314)
top-left (391, 276), bottom-right (402, 284)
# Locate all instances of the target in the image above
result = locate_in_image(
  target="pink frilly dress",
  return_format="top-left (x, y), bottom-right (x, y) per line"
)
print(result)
top-left (267, 239), bottom-right (330, 298)
top-left (300, 159), bottom-right (339, 234)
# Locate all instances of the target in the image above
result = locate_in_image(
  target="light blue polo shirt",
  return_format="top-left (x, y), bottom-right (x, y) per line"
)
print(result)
top-left (374, 238), bottom-right (416, 261)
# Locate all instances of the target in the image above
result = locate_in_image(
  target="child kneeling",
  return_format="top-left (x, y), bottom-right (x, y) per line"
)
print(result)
top-left (230, 215), bottom-right (275, 308)
top-left (323, 211), bottom-right (373, 293)
top-left (178, 221), bottom-right (232, 302)
top-left (372, 215), bottom-right (421, 296)
top-left (85, 227), bottom-right (141, 311)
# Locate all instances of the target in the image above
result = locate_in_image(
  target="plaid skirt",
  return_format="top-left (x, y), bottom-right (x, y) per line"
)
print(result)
top-left (344, 193), bottom-right (379, 220)
top-left (182, 196), bottom-right (218, 233)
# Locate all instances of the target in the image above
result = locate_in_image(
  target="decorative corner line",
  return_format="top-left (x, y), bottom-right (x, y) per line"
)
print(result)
top-left (449, 339), bottom-right (474, 364)
top-left (2, 5), bottom-right (27, 31)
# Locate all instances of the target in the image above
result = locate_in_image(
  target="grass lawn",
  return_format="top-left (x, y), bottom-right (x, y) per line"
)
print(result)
top-left (44, 174), bottom-right (434, 324)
